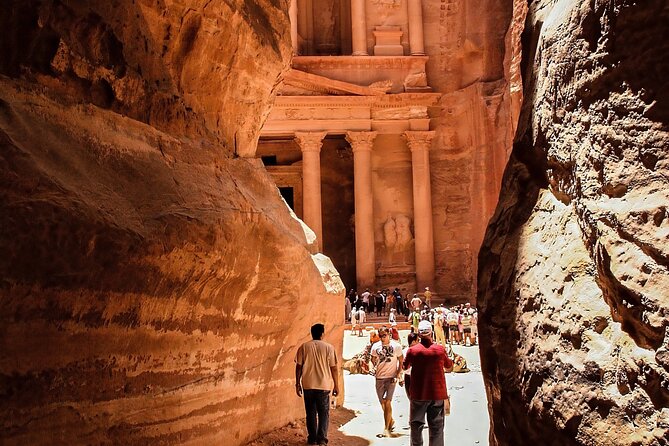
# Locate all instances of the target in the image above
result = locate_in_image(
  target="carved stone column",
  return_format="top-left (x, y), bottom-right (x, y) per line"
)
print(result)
top-left (289, 0), bottom-right (299, 55)
top-left (350, 0), bottom-right (368, 56)
top-left (346, 131), bottom-right (377, 289)
top-left (404, 131), bottom-right (435, 290)
top-left (407, 0), bottom-right (425, 55)
top-left (295, 131), bottom-right (327, 251)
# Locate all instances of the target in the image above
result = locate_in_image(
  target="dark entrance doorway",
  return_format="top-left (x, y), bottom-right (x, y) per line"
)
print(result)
top-left (320, 136), bottom-right (356, 290)
top-left (279, 186), bottom-right (295, 211)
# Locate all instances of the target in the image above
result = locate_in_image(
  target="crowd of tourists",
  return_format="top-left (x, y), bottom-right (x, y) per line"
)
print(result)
top-left (345, 287), bottom-right (479, 347)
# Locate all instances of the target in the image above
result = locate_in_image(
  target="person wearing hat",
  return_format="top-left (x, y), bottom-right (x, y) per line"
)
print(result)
top-left (403, 320), bottom-right (454, 446)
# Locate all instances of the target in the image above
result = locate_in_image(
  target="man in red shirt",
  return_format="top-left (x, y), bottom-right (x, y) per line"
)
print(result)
top-left (403, 320), bottom-right (454, 446)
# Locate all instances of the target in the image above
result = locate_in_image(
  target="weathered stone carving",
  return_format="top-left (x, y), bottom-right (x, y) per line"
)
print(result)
top-left (383, 214), bottom-right (414, 252)
top-left (404, 71), bottom-right (428, 88)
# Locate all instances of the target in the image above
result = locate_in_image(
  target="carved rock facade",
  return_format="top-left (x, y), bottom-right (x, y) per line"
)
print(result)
top-left (479, 0), bottom-right (669, 445)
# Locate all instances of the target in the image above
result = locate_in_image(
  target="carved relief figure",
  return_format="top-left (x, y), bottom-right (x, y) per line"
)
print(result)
top-left (384, 214), bottom-right (414, 252)
top-left (383, 217), bottom-right (398, 250)
top-left (395, 214), bottom-right (413, 249)
top-left (382, 214), bottom-right (414, 266)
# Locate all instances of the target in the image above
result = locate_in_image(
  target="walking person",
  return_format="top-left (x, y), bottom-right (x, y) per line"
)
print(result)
top-left (350, 306), bottom-right (359, 336)
top-left (295, 323), bottom-right (340, 446)
top-left (403, 320), bottom-right (454, 446)
top-left (371, 326), bottom-right (404, 437)
top-left (357, 306), bottom-right (366, 336)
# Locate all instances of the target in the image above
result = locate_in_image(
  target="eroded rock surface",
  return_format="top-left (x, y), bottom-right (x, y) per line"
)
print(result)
top-left (479, 0), bottom-right (669, 445)
top-left (0, 1), bottom-right (344, 445)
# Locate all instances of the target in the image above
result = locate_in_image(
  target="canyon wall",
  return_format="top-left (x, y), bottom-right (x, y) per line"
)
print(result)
top-left (479, 0), bottom-right (669, 445)
top-left (0, 1), bottom-right (344, 445)
top-left (421, 0), bottom-right (525, 302)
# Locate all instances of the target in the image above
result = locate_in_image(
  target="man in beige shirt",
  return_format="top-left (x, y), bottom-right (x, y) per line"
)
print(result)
top-left (295, 323), bottom-right (339, 445)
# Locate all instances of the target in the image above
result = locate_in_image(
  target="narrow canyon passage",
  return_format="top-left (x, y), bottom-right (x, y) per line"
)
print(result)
top-left (1, 0), bottom-right (667, 445)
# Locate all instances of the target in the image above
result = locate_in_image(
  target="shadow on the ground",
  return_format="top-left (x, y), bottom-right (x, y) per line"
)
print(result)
top-left (245, 406), bottom-right (370, 446)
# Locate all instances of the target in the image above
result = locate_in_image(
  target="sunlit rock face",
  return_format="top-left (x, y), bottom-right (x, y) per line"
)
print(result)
top-left (0, 1), bottom-right (344, 445)
top-left (479, 0), bottom-right (669, 445)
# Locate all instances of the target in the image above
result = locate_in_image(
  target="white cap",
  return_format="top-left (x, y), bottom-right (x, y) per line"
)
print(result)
top-left (418, 320), bottom-right (432, 334)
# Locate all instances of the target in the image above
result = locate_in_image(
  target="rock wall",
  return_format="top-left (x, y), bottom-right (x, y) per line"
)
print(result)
top-left (0, 1), bottom-right (344, 445)
top-left (479, 0), bottom-right (669, 445)
top-left (421, 0), bottom-right (525, 302)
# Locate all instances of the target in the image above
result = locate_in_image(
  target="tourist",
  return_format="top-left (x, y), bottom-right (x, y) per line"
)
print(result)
top-left (471, 309), bottom-right (478, 345)
top-left (411, 293), bottom-right (422, 311)
top-left (347, 288), bottom-right (357, 305)
top-left (433, 307), bottom-right (446, 346)
top-left (350, 306), bottom-right (359, 336)
top-left (423, 287), bottom-right (432, 308)
top-left (410, 308), bottom-right (421, 333)
top-left (403, 293), bottom-right (411, 317)
top-left (345, 294), bottom-right (352, 322)
top-left (457, 308), bottom-right (465, 345)
top-left (361, 288), bottom-right (371, 312)
top-left (388, 308), bottom-right (397, 325)
top-left (295, 323), bottom-right (339, 446)
top-left (390, 321), bottom-right (400, 341)
top-left (403, 320), bottom-right (454, 446)
top-left (354, 294), bottom-right (363, 311)
top-left (461, 309), bottom-right (474, 346)
top-left (357, 306), bottom-right (366, 336)
top-left (375, 291), bottom-right (384, 317)
top-left (446, 307), bottom-right (460, 344)
top-left (370, 326), bottom-right (404, 437)
top-left (386, 291), bottom-right (395, 313)
top-left (369, 291), bottom-right (376, 315)
top-left (400, 332), bottom-right (419, 399)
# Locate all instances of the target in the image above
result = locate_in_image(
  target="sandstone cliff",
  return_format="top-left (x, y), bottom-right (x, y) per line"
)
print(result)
top-left (479, 0), bottom-right (669, 445)
top-left (0, 1), bottom-right (344, 445)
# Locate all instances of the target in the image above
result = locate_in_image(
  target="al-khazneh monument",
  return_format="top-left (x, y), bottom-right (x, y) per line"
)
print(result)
top-left (258, 0), bottom-right (521, 300)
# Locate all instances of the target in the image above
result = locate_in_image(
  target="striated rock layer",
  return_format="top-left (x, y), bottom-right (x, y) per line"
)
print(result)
top-left (479, 0), bottom-right (669, 445)
top-left (0, 1), bottom-right (344, 445)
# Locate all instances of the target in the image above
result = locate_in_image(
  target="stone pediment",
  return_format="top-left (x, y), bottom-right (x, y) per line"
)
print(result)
top-left (279, 69), bottom-right (390, 97)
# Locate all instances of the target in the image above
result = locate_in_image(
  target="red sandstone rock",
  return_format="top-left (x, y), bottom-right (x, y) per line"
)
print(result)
top-left (479, 0), bottom-right (669, 445)
top-left (0, 1), bottom-right (343, 445)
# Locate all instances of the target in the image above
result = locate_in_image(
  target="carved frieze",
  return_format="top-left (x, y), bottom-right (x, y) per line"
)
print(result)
top-left (372, 106), bottom-right (428, 120)
top-left (372, 0), bottom-right (402, 8)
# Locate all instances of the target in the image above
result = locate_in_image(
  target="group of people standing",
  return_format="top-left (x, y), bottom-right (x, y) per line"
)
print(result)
top-left (409, 302), bottom-right (478, 347)
top-left (295, 321), bottom-right (454, 446)
top-left (346, 287), bottom-right (479, 347)
top-left (345, 287), bottom-right (432, 320)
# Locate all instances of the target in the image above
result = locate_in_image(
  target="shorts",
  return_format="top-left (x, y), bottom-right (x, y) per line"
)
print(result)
top-left (463, 327), bottom-right (471, 334)
top-left (375, 377), bottom-right (397, 402)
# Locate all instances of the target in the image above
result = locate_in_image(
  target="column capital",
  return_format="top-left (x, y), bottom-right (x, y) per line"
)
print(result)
top-left (403, 131), bottom-right (436, 152)
top-left (295, 131), bottom-right (327, 153)
top-left (345, 131), bottom-right (377, 152)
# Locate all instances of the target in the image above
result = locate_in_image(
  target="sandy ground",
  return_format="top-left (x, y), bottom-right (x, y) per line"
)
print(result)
top-left (246, 330), bottom-right (489, 446)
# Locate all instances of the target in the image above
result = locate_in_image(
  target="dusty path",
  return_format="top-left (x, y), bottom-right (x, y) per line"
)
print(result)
top-left (246, 330), bottom-right (489, 446)
top-left (341, 330), bottom-right (489, 446)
